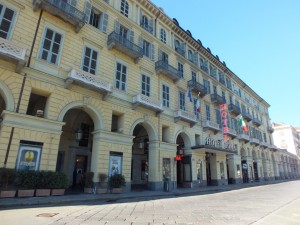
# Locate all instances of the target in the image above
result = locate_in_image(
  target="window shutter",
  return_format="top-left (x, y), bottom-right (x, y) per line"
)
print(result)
top-left (150, 43), bottom-right (154, 60)
top-left (84, 0), bottom-right (92, 23)
top-left (158, 49), bottom-right (162, 60)
top-left (181, 42), bottom-right (186, 52)
top-left (100, 13), bottom-right (109, 33)
top-left (139, 10), bottom-right (143, 24)
top-left (149, 19), bottom-right (154, 34)
top-left (138, 35), bottom-right (143, 48)
top-left (128, 30), bottom-right (134, 42)
top-left (114, 20), bottom-right (120, 34)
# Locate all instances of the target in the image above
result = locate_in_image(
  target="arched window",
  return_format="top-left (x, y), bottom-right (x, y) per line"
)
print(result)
top-left (120, 0), bottom-right (129, 17)
top-left (160, 28), bottom-right (166, 44)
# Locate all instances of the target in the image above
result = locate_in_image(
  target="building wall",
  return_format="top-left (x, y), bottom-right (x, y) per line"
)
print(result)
top-left (0, 0), bottom-right (299, 190)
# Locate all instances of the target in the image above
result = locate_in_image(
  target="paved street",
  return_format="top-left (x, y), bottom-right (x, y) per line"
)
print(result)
top-left (1, 181), bottom-right (300, 225)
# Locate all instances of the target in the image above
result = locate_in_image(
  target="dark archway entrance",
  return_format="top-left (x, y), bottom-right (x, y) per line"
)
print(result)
top-left (57, 108), bottom-right (94, 190)
top-left (131, 124), bottom-right (149, 190)
top-left (0, 94), bottom-right (5, 120)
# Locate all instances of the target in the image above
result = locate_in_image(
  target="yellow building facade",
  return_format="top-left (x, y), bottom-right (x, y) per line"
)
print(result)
top-left (0, 0), bottom-right (299, 191)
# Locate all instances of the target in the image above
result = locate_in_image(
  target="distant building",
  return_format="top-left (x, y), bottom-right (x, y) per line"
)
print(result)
top-left (272, 123), bottom-right (300, 157)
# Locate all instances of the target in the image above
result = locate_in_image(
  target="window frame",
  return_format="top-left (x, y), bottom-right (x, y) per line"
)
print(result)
top-left (141, 74), bottom-right (150, 97)
top-left (179, 91), bottom-right (186, 111)
top-left (39, 26), bottom-right (64, 65)
top-left (205, 104), bottom-right (211, 121)
top-left (162, 84), bottom-right (170, 108)
top-left (120, 0), bottom-right (129, 17)
top-left (114, 61), bottom-right (128, 92)
top-left (178, 61), bottom-right (184, 78)
top-left (0, 3), bottom-right (17, 40)
top-left (81, 45), bottom-right (99, 75)
top-left (160, 28), bottom-right (166, 44)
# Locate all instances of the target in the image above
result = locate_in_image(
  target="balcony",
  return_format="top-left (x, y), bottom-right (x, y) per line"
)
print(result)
top-left (65, 69), bottom-right (112, 99)
top-left (174, 110), bottom-right (198, 126)
top-left (140, 23), bottom-right (153, 34)
top-left (252, 118), bottom-right (262, 127)
top-left (0, 37), bottom-right (26, 72)
top-left (238, 133), bottom-right (250, 142)
top-left (241, 112), bottom-right (252, 122)
top-left (33, 0), bottom-right (86, 33)
top-left (269, 144), bottom-right (278, 152)
top-left (228, 103), bottom-right (241, 116)
top-left (219, 78), bottom-right (226, 85)
top-left (260, 141), bottom-right (268, 148)
top-left (175, 46), bottom-right (185, 57)
top-left (267, 126), bottom-right (274, 133)
top-left (250, 137), bottom-right (260, 146)
top-left (187, 80), bottom-right (207, 97)
top-left (210, 93), bottom-right (226, 105)
top-left (155, 60), bottom-right (181, 82)
top-left (224, 127), bottom-right (237, 138)
top-left (107, 31), bottom-right (143, 63)
top-left (132, 94), bottom-right (163, 113)
top-left (203, 120), bottom-right (221, 133)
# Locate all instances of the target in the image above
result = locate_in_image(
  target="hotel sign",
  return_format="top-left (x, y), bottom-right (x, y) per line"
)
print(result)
top-left (205, 136), bottom-right (237, 152)
top-left (220, 104), bottom-right (229, 141)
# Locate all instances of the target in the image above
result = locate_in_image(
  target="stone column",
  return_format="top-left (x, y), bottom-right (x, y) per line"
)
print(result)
top-left (227, 155), bottom-right (242, 184)
top-left (147, 141), bottom-right (161, 190)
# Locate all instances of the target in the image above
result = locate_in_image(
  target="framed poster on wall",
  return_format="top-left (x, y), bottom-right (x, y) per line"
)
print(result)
top-left (16, 143), bottom-right (42, 171)
top-left (109, 152), bottom-right (123, 177)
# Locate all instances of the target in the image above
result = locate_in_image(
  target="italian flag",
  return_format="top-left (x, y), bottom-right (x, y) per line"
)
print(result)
top-left (238, 115), bottom-right (248, 132)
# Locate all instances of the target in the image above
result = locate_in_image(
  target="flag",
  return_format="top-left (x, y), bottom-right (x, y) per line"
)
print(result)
top-left (187, 88), bottom-right (193, 102)
top-left (196, 98), bottom-right (200, 112)
top-left (238, 115), bottom-right (248, 132)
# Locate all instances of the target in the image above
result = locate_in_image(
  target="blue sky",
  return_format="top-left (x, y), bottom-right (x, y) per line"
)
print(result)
top-left (151, 0), bottom-right (300, 127)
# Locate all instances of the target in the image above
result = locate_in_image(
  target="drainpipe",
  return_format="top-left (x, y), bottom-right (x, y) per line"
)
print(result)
top-left (154, 10), bottom-right (161, 37)
top-left (3, 10), bottom-right (43, 167)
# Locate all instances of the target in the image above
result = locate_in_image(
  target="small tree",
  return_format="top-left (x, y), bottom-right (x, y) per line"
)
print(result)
top-left (108, 174), bottom-right (126, 189)
top-left (84, 171), bottom-right (94, 188)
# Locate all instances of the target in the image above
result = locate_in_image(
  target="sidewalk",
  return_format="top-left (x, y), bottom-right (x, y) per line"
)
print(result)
top-left (0, 181), bottom-right (286, 208)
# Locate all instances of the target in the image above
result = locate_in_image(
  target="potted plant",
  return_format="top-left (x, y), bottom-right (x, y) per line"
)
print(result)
top-left (36, 171), bottom-right (52, 196)
top-left (16, 170), bottom-right (38, 197)
top-left (97, 173), bottom-right (108, 194)
top-left (50, 172), bottom-right (68, 196)
top-left (0, 168), bottom-right (17, 198)
top-left (108, 174), bottom-right (126, 193)
top-left (84, 171), bottom-right (94, 194)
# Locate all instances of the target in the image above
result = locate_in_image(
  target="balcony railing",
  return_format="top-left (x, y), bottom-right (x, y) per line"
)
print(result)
top-left (187, 80), bottom-right (207, 97)
top-left (65, 69), bottom-right (112, 98)
top-left (224, 128), bottom-right (237, 138)
top-left (267, 126), bottom-right (274, 133)
top-left (228, 103), bottom-right (241, 116)
top-left (238, 133), bottom-right (250, 142)
top-left (250, 137), bottom-right (260, 146)
top-left (107, 31), bottom-right (143, 63)
top-left (140, 23), bottom-right (153, 34)
top-left (252, 118), bottom-right (262, 127)
top-left (210, 93), bottom-right (226, 105)
top-left (33, 0), bottom-right (86, 33)
top-left (260, 141), bottom-right (268, 148)
top-left (155, 60), bottom-right (181, 82)
top-left (0, 37), bottom-right (26, 72)
top-left (203, 120), bottom-right (221, 133)
top-left (175, 46), bottom-right (185, 57)
top-left (174, 110), bottom-right (198, 126)
top-left (241, 111), bottom-right (253, 122)
top-left (132, 94), bottom-right (163, 113)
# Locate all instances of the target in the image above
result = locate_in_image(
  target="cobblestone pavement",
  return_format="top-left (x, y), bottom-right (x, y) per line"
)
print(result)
top-left (1, 181), bottom-right (300, 225)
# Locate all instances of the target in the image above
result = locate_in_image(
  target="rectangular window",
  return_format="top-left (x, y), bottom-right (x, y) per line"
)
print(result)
top-left (204, 79), bottom-right (211, 94)
top-left (143, 39), bottom-right (150, 57)
top-left (0, 4), bottom-right (15, 39)
top-left (115, 62), bottom-right (127, 91)
top-left (179, 91), bottom-right (185, 110)
top-left (82, 46), bottom-right (98, 75)
top-left (40, 28), bottom-right (63, 65)
top-left (192, 71), bottom-right (197, 82)
top-left (226, 77), bottom-right (232, 90)
top-left (216, 109), bottom-right (221, 125)
top-left (141, 74), bottom-right (150, 97)
top-left (178, 62), bottom-right (184, 78)
top-left (162, 84), bottom-right (169, 108)
top-left (222, 91), bottom-right (226, 102)
top-left (213, 85), bottom-right (217, 94)
top-left (205, 104), bottom-right (210, 121)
